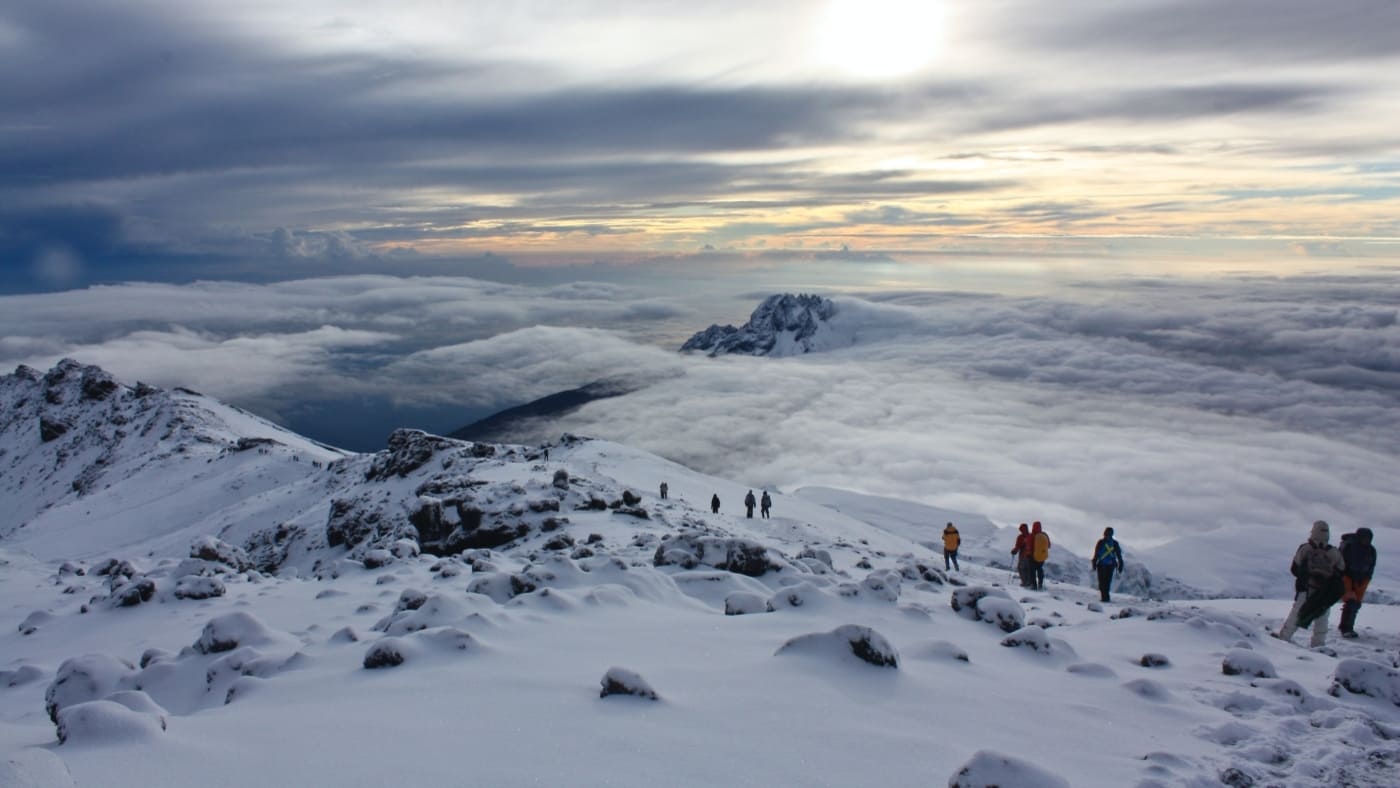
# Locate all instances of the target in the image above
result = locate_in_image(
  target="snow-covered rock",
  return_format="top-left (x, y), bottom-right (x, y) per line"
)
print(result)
top-left (774, 624), bottom-right (899, 668)
top-left (1222, 650), bottom-right (1276, 679)
top-left (44, 654), bottom-right (137, 724)
top-left (680, 293), bottom-right (840, 357)
top-left (192, 612), bottom-right (290, 655)
top-left (1330, 659), bottom-right (1400, 706)
top-left (599, 667), bottom-right (658, 700)
top-left (56, 699), bottom-right (165, 745)
top-left (948, 750), bottom-right (1071, 788)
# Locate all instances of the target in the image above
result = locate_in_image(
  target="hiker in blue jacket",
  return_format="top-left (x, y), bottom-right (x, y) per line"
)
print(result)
top-left (1091, 527), bottom-right (1125, 603)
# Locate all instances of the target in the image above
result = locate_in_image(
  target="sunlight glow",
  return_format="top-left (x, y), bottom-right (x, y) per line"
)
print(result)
top-left (816, 0), bottom-right (944, 79)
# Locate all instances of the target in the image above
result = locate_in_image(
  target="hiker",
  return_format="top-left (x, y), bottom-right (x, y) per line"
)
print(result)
top-left (1091, 527), bottom-right (1125, 603)
top-left (1276, 520), bottom-right (1346, 647)
top-left (760, 491), bottom-right (771, 519)
top-left (659, 482), bottom-right (668, 500)
top-left (1029, 521), bottom-right (1050, 590)
top-left (710, 494), bottom-right (720, 514)
top-left (744, 490), bottom-right (757, 519)
top-left (1338, 527), bottom-right (1376, 639)
top-left (943, 523), bottom-right (961, 571)
top-left (1011, 524), bottom-right (1032, 587)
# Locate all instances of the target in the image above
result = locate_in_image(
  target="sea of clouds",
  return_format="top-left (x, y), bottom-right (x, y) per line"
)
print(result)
top-left (4, 269), bottom-right (1399, 557)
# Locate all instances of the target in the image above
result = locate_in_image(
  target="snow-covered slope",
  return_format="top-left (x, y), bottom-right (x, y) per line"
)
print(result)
top-left (4, 361), bottom-right (1400, 786)
top-left (0, 360), bottom-right (348, 560)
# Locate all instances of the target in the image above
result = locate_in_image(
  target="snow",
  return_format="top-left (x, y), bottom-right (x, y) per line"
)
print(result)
top-left (3, 361), bottom-right (1400, 786)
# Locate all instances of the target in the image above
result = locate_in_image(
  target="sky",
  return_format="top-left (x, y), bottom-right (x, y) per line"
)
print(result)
top-left (4, 0), bottom-right (1400, 291)
top-left (4, 1), bottom-right (1400, 553)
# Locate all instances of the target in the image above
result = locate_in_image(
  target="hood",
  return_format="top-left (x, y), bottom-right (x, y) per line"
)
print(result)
top-left (1018, 524), bottom-right (1029, 534)
top-left (1309, 520), bottom-right (1330, 546)
top-left (1356, 527), bottom-right (1374, 545)
top-left (1031, 522), bottom-right (1043, 534)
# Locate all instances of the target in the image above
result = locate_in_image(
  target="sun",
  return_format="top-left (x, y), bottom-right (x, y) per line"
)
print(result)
top-left (816, 0), bottom-right (945, 79)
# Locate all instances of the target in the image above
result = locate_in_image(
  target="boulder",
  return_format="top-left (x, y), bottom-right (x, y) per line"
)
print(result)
top-left (599, 667), bottom-right (658, 700)
top-left (45, 654), bottom-right (136, 724)
top-left (775, 624), bottom-right (899, 668)
top-left (173, 576), bottom-right (226, 600)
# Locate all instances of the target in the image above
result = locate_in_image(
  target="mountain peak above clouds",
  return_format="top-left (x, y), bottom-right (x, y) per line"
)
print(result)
top-left (680, 293), bottom-right (842, 356)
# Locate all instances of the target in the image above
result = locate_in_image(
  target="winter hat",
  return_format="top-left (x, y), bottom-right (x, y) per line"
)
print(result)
top-left (1310, 520), bottom-right (1330, 545)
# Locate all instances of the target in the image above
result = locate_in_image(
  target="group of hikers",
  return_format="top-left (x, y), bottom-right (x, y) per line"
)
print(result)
top-left (960, 517), bottom-right (1379, 645)
top-left (686, 477), bottom-right (1379, 645)
top-left (1007, 521), bottom-right (1058, 593)
top-left (702, 488), bottom-right (772, 519)
top-left (1275, 520), bottom-right (1378, 646)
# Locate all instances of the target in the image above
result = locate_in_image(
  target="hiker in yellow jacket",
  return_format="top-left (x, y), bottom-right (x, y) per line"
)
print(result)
top-left (1029, 521), bottom-right (1051, 590)
top-left (943, 522), bottom-right (961, 571)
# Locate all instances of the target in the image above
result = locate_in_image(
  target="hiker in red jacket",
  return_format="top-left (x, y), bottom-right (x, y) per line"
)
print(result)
top-left (1011, 523), bottom-right (1032, 587)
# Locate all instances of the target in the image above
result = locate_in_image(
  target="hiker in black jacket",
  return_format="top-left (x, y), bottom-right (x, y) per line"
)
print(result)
top-left (1275, 520), bottom-right (1345, 647)
top-left (1339, 528), bottom-right (1377, 638)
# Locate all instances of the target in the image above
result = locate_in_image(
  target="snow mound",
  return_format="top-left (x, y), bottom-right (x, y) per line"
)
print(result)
top-left (2, 664), bottom-right (46, 687)
top-left (45, 653), bottom-right (137, 723)
top-left (363, 627), bottom-right (482, 669)
top-left (1330, 659), bottom-right (1400, 706)
top-left (0, 748), bottom-right (77, 788)
top-left (56, 699), bottom-right (165, 745)
top-left (947, 749), bottom-right (1071, 788)
top-left (173, 575), bottom-right (226, 600)
top-left (724, 591), bottom-right (770, 615)
top-left (653, 534), bottom-right (785, 576)
top-left (951, 587), bottom-right (1023, 632)
top-left (1000, 627), bottom-right (1053, 653)
top-left (906, 640), bottom-right (970, 663)
top-left (1222, 650), bottom-right (1277, 679)
top-left (599, 667), bottom-right (658, 700)
top-left (193, 612), bottom-right (293, 654)
top-left (774, 624), bottom-right (899, 668)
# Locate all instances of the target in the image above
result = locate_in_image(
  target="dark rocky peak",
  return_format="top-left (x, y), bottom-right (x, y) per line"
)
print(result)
top-left (680, 293), bottom-right (838, 357)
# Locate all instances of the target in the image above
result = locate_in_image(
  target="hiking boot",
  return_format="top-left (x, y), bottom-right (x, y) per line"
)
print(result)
top-left (1342, 631), bottom-right (1358, 639)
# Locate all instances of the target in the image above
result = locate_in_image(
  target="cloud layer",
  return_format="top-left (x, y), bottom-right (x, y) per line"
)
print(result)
top-left (4, 270), bottom-right (1398, 558)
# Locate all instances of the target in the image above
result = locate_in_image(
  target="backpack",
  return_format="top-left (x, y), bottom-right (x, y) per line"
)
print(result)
top-left (1032, 532), bottom-right (1050, 562)
top-left (1094, 539), bottom-right (1120, 569)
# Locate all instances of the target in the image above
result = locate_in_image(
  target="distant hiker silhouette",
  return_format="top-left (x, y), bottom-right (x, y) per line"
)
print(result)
top-left (942, 523), bottom-right (960, 571)
top-left (659, 482), bottom-right (668, 500)
top-left (760, 491), bottom-right (771, 519)
top-left (1011, 524), bottom-right (1032, 587)
top-left (1091, 527), bottom-right (1124, 602)
top-left (744, 490), bottom-right (756, 519)
top-left (711, 494), bottom-right (720, 514)
top-left (1339, 528), bottom-right (1376, 638)
top-left (1276, 520), bottom-right (1345, 647)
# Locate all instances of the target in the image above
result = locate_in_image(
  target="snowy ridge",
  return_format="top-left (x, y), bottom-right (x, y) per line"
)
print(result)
top-left (4, 361), bottom-right (1400, 786)
top-left (0, 359), bottom-right (348, 560)
top-left (680, 293), bottom-right (846, 356)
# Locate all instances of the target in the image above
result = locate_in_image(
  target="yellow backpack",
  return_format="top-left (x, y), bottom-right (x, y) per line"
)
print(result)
top-left (1032, 532), bottom-right (1050, 562)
